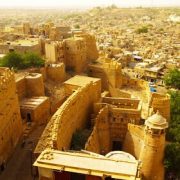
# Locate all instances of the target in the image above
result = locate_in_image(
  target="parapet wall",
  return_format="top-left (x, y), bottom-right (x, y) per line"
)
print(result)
top-left (122, 76), bottom-right (149, 90)
top-left (123, 124), bottom-right (144, 159)
top-left (102, 97), bottom-right (140, 109)
top-left (85, 106), bottom-right (110, 154)
top-left (122, 76), bottom-right (151, 103)
top-left (51, 82), bottom-right (99, 150)
top-left (85, 127), bottom-right (101, 154)
top-left (35, 84), bottom-right (95, 154)
top-left (109, 88), bottom-right (131, 98)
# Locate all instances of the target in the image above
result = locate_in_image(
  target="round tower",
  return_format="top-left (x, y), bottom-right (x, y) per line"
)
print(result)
top-left (150, 93), bottom-right (170, 121)
top-left (139, 111), bottom-right (168, 180)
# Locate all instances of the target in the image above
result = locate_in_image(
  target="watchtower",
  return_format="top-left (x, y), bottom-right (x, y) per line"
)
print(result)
top-left (139, 111), bottom-right (168, 180)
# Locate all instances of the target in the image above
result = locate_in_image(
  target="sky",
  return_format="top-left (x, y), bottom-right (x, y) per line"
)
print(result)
top-left (0, 0), bottom-right (179, 8)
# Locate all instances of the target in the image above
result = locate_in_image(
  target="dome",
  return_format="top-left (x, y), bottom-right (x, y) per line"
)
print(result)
top-left (145, 111), bottom-right (168, 129)
top-left (105, 151), bottom-right (136, 161)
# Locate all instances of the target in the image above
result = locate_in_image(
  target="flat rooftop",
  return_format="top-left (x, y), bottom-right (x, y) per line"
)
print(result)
top-left (34, 150), bottom-right (139, 180)
top-left (20, 96), bottom-right (49, 110)
top-left (64, 75), bottom-right (100, 87)
top-left (146, 66), bottom-right (162, 72)
top-left (0, 38), bottom-right (39, 47)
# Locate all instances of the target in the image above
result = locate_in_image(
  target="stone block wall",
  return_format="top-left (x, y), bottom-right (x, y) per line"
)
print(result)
top-left (85, 106), bottom-right (110, 154)
top-left (16, 77), bottom-right (27, 100)
top-left (123, 124), bottom-right (144, 159)
top-left (149, 93), bottom-right (170, 121)
top-left (64, 38), bottom-right (87, 73)
top-left (46, 63), bottom-right (65, 83)
top-left (0, 68), bottom-right (22, 163)
top-left (85, 127), bottom-right (101, 154)
top-left (89, 60), bottom-right (122, 91)
top-left (50, 82), bottom-right (101, 150)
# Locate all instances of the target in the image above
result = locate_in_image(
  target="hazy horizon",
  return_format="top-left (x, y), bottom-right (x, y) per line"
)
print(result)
top-left (0, 0), bottom-right (180, 9)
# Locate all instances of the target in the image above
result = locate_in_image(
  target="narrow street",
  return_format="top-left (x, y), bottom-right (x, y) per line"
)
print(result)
top-left (0, 125), bottom-right (45, 180)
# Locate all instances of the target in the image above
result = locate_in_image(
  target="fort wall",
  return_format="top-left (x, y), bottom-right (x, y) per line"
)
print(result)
top-left (50, 82), bottom-right (101, 150)
top-left (123, 124), bottom-right (144, 159)
top-left (102, 97), bottom-right (140, 109)
top-left (139, 130), bottom-right (166, 180)
top-left (149, 93), bottom-right (170, 121)
top-left (85, 106), bottom-right (110, 154)
top-left (85, 127), bottom-right (101, 154)
top-left (0, 68), bottom-right (22, 163)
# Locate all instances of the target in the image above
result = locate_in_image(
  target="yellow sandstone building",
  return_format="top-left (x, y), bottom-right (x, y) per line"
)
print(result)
top-left (34, 73), bottom-right (169, 180)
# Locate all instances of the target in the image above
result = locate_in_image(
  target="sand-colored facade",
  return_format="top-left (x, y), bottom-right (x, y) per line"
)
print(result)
top-left (0, 68), bottom-right (23, 164)
top-left (34, 73), bottom-right (169, 180)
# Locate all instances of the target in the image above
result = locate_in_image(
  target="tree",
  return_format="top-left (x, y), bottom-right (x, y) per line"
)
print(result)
top-left (165, 90), bottom-right (180, 178)
top-left (74, 24), bottom-right (80, 29)
top-left (108, 4), bottom-right (118, 9)
top-left (0, 52), bottom-right (45, 69)
top-left (71, 129), bottom-right (91, 150)
top-left (164, 68), bottom-right (180, 89)
top-left (136, 26), bottom-right (148, 34)
top-left (164, 142), bottom-right (180, 178)
top-left (1, 52), bottom-right (24, 69)
top-left (23, 52), bottom-right (44, 68)
top-left (166, 90), bottom-right (180, 141)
